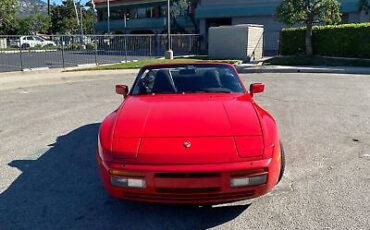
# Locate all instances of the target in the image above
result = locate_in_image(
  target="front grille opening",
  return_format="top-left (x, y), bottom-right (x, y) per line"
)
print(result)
top-left (156, 187), bottom-right (220, 194)
top-left (123, 190), bottom-right (256, 202)
top-left (155, 172), bottom-right (220, 178)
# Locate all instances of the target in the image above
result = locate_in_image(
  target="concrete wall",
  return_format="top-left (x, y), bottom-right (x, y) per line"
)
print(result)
top-left (233, 16), bottom-right (282, 55)
top-left (208, 25), bottom-right (263, 61)
top-left (247, 26), bottom-right (264, 60)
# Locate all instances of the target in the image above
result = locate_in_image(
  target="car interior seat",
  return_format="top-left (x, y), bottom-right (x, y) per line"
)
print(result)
top-left (152, 70), bottom-right (177, 93)
top-left (202, 70), bottom-right (222, 89)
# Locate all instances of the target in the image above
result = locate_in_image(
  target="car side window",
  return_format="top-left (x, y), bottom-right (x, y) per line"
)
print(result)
top-left (35, 37), bottom-right (43, 42)
top-left (132, 70), bottom-right (156, 95)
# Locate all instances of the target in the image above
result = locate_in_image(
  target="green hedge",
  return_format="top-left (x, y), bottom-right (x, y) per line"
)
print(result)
top-left (280, 23), bottom-right (370, 58)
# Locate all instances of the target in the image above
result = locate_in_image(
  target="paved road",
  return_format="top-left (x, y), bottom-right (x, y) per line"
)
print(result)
top-left (0, 71), bottom-right (369, 229)
top-left (0, 50), bottom-right (152, 72)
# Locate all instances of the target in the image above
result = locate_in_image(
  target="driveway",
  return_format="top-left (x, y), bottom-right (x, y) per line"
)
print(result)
top-left (0, 71), bottom-right (369, 229)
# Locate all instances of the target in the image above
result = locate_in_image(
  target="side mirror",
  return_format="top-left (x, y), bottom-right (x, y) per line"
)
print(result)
top-left (249, 83), bottom-right (265, 97)
top-left (116, 85), bottom-right (129, 97)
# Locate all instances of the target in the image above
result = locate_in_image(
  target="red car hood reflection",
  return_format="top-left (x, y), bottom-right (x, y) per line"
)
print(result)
top-left (113, 94), bottom-right (262, 138)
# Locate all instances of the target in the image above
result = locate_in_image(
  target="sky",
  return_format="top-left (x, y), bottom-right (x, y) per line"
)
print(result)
top-left (40, 0), bottom-right (90, 6)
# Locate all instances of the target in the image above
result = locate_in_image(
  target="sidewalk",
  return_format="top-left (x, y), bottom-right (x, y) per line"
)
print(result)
top-left (0, 68), bottom-right (138, 91)
top-left (236, 64), bottom-right (370, 75)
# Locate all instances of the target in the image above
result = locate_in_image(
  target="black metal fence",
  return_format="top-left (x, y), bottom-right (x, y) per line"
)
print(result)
top-left (0, 34), bottom-right (201, 72)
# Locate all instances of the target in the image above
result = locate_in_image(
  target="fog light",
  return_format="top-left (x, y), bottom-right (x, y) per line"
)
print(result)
top-left (230, 175), bottom-right (267, 188)
top-left (110, 176), bottom-right (146, 189)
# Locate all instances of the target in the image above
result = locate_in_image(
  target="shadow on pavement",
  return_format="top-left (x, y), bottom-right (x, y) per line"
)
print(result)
top-left (0, 124), bottom-right (249, 229)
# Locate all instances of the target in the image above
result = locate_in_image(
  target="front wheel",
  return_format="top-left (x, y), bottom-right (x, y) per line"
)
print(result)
top-left (277, 141), bottom-right (285, 183)
top-left (21, 43), bottom-right (30, 49)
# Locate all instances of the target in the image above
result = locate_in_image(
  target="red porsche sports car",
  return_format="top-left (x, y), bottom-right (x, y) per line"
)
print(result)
top-left (97, 62), bottom-right (285, 204)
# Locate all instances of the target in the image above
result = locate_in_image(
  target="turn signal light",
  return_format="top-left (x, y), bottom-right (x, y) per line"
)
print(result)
top-left (231, 168), bottom-right (268, 177)
top-left (109, 169), bottom-right (145, 177)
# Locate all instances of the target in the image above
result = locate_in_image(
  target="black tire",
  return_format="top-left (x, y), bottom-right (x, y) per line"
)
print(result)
top-left (278, 141), bottom-right (285, 183)
top-left (21, 43), bottom-right (30, 49)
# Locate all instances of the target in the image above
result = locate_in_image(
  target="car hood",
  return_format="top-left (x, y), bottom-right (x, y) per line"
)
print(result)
top-left (113, 94), bottom-right (262, 138)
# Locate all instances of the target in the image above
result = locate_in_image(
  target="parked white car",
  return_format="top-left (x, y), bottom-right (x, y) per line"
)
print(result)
top-left (16, 36), bottom-right (56, 48)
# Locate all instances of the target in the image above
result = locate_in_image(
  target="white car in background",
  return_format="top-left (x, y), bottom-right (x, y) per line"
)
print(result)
top-left (16, 36), bottom-right (56, 48)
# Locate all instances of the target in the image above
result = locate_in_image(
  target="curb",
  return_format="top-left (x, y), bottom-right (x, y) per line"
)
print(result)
top-left (0, 49), bottom-right (58, 54)
top-left (77, 63), bottom-right (97, 68)
top-left (236, 65), bottom-right (370, 75)
top-left (23, 67), bottom-right (50, 72)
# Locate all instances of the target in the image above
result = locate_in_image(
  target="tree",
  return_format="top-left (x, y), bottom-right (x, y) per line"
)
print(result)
top-left (50, 0), bottom-right (95, 35)
top-left (51, 0), bottom-right (79, 34)
top-left (276, 0), bottom-right (341, 56)
top-left (17, 14), bottom-right (51, 35)
top-left (16, 4), bottom-right (51, 35)
top-left (170, 0), bottom-right (200, 33)
top-left (0, 0), bottom-right (18, 34)
top-left (81, 7), bottom-right (96, 34)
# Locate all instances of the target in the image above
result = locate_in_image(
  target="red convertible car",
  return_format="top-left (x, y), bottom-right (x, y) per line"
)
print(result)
top-left (97, 62), bottom-right (285, 204)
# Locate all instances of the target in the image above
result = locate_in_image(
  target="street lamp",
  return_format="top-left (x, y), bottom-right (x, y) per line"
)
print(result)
top-left (164, 0), bottom-right (173, 59)
top-left (124, 12), bottom-right (129, 63)
top-left (107, 0), bottom-right (110, 34)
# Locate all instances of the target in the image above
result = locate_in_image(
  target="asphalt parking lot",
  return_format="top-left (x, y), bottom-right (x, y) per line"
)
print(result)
top-left (0, 71), bottom-right (369, 229)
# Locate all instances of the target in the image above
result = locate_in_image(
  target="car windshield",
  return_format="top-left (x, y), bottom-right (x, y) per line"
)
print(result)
top-left (131, 64), bottom-right (244, 95)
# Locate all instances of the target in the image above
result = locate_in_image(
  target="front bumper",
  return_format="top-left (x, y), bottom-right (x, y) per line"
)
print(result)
top-left (97, 157), bottom-right (280, 204)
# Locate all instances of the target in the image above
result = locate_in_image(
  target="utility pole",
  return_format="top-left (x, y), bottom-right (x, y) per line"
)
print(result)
top-left (164, 0), bottom-right (173, 59)
top-left (47, 0), bottom-right (50, 15)
top-left (80, 1), bottom-right (84, 36)
top-left (107, 0), bottom-right (110, 34)
top-left (47, 0), bottom-right (51, 34)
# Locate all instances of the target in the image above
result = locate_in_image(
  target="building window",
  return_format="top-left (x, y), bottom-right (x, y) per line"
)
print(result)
top-left (98, 5), bottom-right (159, 21)
top-left (160, 5), bottom-right (167, 17)
top-left (128, 8), bottom-right (138, 19)
top-left (134, 6), bottom-right (156, 18)
top-left (97, 10), bottom-right (103, 21)
top-left (137, 8), bottom-right (146, 18)
top-left (146, 7), bottom-right (155, 18)
top-left (98, 9), bottom-right (108, 21)
top-left (110, 8), bottom-right (124, 20)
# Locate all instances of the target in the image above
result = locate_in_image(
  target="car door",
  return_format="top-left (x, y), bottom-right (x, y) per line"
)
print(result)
top-left (26, 36), bottom-right (36, 47)
top-left (34, 36), bottom-right (45, 46)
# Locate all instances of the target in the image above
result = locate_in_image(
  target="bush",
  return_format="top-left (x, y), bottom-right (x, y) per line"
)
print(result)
top-left (66, 43), bottom-right (81, 50)
top-left (280, 23), bottom-right (370, 58)
top-left (34, 44), bottom-right (43, 49)
top-left (43, 44), bottom-right (55, 48)
top-left (86, 43), bottom-right (97, 50)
